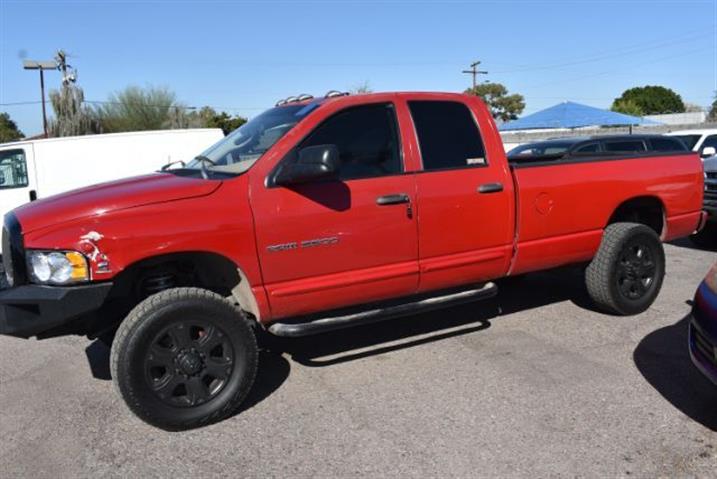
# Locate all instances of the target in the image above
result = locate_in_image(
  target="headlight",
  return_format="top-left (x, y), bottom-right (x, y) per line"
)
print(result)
top-left (27, 251), bottom-right (89, 285)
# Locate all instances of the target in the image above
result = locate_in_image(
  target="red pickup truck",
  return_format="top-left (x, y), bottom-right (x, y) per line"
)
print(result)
top-left (0, 92), bottom-right (705, 429)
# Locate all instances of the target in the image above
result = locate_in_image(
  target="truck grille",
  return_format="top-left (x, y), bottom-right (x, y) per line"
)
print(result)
top-left (707, 172), bottom-right (717, 180)
top-left (1, 226), bottom-right (12, 287)
top-left (2, 214), bottom-right (26, 287)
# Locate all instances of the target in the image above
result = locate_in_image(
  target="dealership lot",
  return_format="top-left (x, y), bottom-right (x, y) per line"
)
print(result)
top-left (0, 240), bottom-right (715, 477)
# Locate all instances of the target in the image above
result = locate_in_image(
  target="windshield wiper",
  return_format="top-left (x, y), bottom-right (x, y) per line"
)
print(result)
top-left (193, 155), bottom-right (217, 180)
top-left (160, 160), bottom-right (186, 171)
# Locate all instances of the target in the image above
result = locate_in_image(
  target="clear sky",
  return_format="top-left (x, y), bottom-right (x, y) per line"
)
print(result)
top-left (1, 0), bottom-right (716, 136)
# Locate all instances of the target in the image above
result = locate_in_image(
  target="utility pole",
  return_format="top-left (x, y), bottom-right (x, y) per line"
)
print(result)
top-left (462, 61), bottom-right (488, 90)
top-left (23, 58), bottom-right (58, 138)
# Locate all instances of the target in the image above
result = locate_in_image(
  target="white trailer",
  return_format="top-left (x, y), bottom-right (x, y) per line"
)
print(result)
top-left (0, 128), bottom-right (224, 220)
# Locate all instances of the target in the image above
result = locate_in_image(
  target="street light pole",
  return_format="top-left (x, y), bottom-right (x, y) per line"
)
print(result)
top-left (23, 59), bottom-right (58, 138)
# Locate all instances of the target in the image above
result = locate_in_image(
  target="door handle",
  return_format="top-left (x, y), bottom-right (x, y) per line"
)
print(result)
top-left (478, 182), bottom-right (504, 194)
top-left (376, 193), bottom-right (410, 205)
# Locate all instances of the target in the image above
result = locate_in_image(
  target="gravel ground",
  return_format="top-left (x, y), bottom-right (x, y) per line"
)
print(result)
top-left (0, 240), bottom-right (715, 478)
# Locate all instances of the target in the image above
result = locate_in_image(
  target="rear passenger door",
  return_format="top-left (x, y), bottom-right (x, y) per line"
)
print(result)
top-left (408, 100), bottom-right (514, 293)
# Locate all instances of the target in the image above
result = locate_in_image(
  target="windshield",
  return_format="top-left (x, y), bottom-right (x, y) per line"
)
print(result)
top-left (671, 134), bottom-right (701, 150)
top-left (184, 103), bottom-right (320, 175)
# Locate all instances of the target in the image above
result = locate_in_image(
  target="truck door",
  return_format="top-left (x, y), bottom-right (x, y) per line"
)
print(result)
top-left (0, 145), bottom-right (37, 220)
top-left (251, 102), bottom-right (419, 319)
top-left (406, 99), bottom-right (515, 292)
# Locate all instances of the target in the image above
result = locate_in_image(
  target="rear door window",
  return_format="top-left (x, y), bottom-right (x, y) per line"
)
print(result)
top-left (408, 101), bottom-right (487, 171)
top-left (603, 140), bottom-right (646, 153)
top-left (0, 149), bottom-right (29, 189)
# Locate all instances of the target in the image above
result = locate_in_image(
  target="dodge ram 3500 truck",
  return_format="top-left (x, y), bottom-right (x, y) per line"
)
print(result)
top-left (0, 92), bottom-right (706, 430)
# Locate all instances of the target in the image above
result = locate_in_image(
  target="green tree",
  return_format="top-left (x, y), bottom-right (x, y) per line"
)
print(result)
top-left (193, 107), bottom-right (247, 135)
top-left (611, 85), bottom-right (685, 115)
top-left (96, 86), bottom-right (190, 132)
top-left (611, 98), bottom-right (644, 117)
top-left (0, 113), bottom-right (23, 142)
top-left (48, 83), bottom-right (101, 137)
top-left (465, 82), bottom-right (525, 122)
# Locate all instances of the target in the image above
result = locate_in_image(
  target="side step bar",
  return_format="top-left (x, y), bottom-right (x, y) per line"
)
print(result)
top-left (267, 282), bottom-right (498, 337)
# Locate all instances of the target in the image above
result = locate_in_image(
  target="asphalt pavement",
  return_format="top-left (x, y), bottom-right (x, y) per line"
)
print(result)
top-left (0, 240), bottom-right (715, 478)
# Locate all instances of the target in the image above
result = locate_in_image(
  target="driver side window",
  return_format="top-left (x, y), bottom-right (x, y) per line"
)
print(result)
top-left (300, 103), bottom-right (402, 181)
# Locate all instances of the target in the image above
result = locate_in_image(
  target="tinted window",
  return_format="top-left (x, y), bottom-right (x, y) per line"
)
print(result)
top-left (672, 134), bottom-right (701, 150)
top-left (573, 142), bottom-right (599, 154)
top-left (0, 149), bottom-right (29, 189)
top-left (701, 135), bottom-right (717, 153)
top-left (649, 137), bottom-right (687, 152)
top-left (603, 140), bottom-right (646, 153)
top-left (301, 103), bottom-right (401, 180)
top-left (408, 101), bottom-right (486, 170)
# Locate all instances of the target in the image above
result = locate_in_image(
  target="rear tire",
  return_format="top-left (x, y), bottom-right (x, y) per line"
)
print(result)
top-left (110, 287), bottom-right (258, 430)
top-left (586, 222), bottom-right (665, 315)
top-left (689, 222), bottom-right (716, 250)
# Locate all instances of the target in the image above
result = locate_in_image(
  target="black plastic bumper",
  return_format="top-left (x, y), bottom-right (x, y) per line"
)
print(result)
top-left (0, 283), bottom-right (112, 338)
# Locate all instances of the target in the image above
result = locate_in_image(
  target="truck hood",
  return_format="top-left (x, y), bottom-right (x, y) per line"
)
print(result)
top-left (13, 173), bottom-right (222, 234)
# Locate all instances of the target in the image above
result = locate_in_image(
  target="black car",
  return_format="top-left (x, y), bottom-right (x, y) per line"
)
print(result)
top-left (507, 134), bottom-right (688, 163)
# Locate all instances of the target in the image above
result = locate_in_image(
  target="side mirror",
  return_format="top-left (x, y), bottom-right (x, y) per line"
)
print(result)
top-left (701, 146), bottom-right (716, 159)
top-left (275, 145), bottom-right (340, 186)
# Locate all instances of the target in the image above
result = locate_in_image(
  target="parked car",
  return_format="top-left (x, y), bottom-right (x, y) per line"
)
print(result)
top-left (0, 92), bottom-right (705, 430)
top-left (507, 134), bottom-right (687, 162)
top-left (0, 128), bottom-right (224, 227)
top-left (689, 260), bottom-right (717, 385)
top-left (690, 154), bottom-right (717, 248)
top-left (667, 128), bottom-right (717, 160)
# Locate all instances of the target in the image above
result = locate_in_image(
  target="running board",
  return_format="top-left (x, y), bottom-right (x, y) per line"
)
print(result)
top-left (267, 282), bottom-right (498, 337)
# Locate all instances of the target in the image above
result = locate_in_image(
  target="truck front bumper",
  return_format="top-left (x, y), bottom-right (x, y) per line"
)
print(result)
top-left (0, 283), bottom-right (112, 338)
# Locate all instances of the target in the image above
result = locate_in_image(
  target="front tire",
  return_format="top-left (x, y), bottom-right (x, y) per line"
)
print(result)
top-left (586, 222), bottom-right (665, 315)
top-left (110, 287), bottom-right (258, 430)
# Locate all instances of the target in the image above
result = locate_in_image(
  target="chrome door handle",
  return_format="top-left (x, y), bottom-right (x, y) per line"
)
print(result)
top-left (478, 183), bottom-right (504, 194)
top-left (376, 193), bottom-right (410, 205)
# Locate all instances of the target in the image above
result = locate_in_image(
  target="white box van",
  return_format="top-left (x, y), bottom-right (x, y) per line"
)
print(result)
top-left (0, 128), bottom-right (224, 220)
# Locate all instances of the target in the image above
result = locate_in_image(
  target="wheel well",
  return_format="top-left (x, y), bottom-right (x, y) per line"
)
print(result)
top-left (607, 197), bottom-right (665, 236)
top-left (99, 252), bottom-right (260, 331)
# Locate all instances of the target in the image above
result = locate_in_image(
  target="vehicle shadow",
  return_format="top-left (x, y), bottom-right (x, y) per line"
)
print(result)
top-left (265, 266), bottom-right (596, 366)
top-left (84, 341), bottom-right (291, 414)
top-left (633, 315), bottom-right (717, 431)
top-left (84, 266), bottom-right (594, 417)
top-left (669, 237), bottom-right (717, 253)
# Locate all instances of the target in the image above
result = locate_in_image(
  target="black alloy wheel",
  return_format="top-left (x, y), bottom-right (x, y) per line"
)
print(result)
top-left (615, 239), bottom-right (657, 301)
top-left (144, 320), bottom-right (235, 408)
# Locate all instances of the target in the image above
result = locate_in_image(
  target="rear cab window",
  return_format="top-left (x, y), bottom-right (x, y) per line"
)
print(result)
top-left (0, 149), bottom-right (29, 189)
top-left (408, 100), bottom-right (487, 171)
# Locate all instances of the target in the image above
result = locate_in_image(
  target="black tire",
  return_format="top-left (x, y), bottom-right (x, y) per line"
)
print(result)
top-left (110, 287), bottom-right (258, 430)
top-left (689, 222), bottom-right (717, 250)
top-left (585, 222), bottom-right (665, 315)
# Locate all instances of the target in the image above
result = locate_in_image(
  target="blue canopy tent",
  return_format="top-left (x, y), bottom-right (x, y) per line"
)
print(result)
top-left (499, 101), bottom-right (660, 131)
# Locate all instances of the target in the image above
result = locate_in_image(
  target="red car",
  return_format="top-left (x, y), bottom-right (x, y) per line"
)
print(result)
top-left (0, 92), bottom-right (706, 429)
